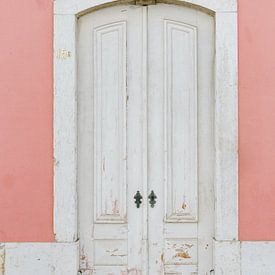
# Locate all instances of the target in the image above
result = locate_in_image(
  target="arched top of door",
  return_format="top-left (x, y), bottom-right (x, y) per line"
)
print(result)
top-left (54, 0), bottom-right (237, 17)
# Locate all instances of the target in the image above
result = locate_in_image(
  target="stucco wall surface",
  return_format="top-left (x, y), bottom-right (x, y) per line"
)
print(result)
top-left (0, 0), bottom-right (54, 241)
top-left (239, 0), bottom-right (275, 240)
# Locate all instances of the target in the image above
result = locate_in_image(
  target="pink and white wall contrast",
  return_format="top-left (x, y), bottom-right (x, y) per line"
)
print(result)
top-left (0, 0), bottom-right (275, 273)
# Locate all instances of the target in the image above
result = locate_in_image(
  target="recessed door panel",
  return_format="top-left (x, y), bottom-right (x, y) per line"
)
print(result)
top-left (164, 19), bottom-right (198, 223)
top-left (94, 21), bottom-right (127, 223)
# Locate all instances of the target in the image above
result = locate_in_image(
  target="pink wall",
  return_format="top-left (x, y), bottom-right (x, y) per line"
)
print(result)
top-left (0, 0), bottom-right (54, 242)
top-left (0, 0), bottom-right (275, 242)
top-left (239, 0), bottom-right (275, 240)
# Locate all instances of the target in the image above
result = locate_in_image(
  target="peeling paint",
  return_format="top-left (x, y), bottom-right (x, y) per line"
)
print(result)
top-left (106, 248), bottom-right (127, 257)
top-left (184, 243), bottom-right (194, 249)
top-left (110, 252), bottom-right (127, 257)
top-left (182, 202), bottom-right (187, 209)
top-left (80, 245), bottom-right (90, 270)
top-left (160, 253), bottom-right (164, 263)
top-left (174, 251), bottom-right (191, 259)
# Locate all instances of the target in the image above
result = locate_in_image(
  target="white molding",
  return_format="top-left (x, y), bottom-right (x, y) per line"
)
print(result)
top-left (54, 14), bottom-right (78, 242)
top-left (54, 0), bottom-right (237, 14)
top-left (215, 11), bottom-right (238, 241)
top-left (2, 242), bottom-right (79, 275)
top-left (53, 0), bottom-right (239, 270)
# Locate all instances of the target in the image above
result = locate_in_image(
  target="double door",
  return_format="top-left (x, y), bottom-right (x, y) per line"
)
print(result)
top-left (78, 3), bottom-right (214, 274)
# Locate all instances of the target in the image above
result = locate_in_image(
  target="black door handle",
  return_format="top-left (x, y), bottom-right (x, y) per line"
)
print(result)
top-left (148, 190), bottom-right (157, 208)
top-left (134, 191), bottom-right (143, 208)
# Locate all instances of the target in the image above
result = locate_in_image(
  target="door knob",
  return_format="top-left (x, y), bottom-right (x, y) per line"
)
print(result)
top-left (134, 191), bottom-right (143, 208)
top-left (148, 190), bottom-right (157, 208)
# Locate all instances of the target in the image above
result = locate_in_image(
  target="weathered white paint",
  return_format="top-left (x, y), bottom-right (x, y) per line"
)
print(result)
top-left (214, 240), bottom-right (241, 275)
top-left (53, 0), bottom-right (239, 272)
top-left (78, 3), bottom-right (214, 273)
top-left (2, 243), bottom-right (78, 275)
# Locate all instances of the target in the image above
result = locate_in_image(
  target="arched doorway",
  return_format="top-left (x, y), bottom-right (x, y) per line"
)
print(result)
top-left (77, 3), bottom-right (214, 274)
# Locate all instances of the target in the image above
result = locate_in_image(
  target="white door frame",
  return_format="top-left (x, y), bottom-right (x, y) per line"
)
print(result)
top-left (53, 0), bottom-right (239, 271)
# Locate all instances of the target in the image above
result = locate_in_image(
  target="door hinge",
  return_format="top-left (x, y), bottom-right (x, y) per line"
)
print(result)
top-left (135, 0), bottom-right (156, 5)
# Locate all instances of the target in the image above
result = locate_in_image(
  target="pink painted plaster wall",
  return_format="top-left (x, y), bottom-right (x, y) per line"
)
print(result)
top-left (239, 0), bottom-right (275, 240)
top-left (0, 0), bottom-right (275, 242)
top-left (0, 0), bottom-right (54, 242)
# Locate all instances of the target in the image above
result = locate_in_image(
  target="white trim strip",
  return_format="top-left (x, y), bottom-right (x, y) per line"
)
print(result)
top-left (215, 11), bottom-right (238, 241)
top-left (54, 14), bottom-right (78, 242)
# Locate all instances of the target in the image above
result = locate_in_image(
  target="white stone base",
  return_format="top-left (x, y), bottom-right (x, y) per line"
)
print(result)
top-left (214, 240), bottom-right (275, 275)
top-left (214, 240), bottom-right (241, 274)
top-left (241, 242), bottom-right (275, 275)
top-left (0, 241), bottom-right (275, 274)
top-left (0, 242), bottom-right (78, 275)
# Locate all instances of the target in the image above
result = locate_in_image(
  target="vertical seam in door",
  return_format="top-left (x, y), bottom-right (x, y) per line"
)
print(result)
top-left (142, 6), bottom-right (149, 275)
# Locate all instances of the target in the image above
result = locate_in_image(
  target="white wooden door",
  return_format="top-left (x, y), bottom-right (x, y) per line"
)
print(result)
top-left (78, 4), bottom-right (214, 275)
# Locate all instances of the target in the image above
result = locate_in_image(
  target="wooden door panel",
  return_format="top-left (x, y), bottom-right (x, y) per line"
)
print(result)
top-left (94, 240), bottom-right (128, 265)
top-left (78, 5), bottom-right (146, 272)
top-left (148, 4), bottom-right (214, 274)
